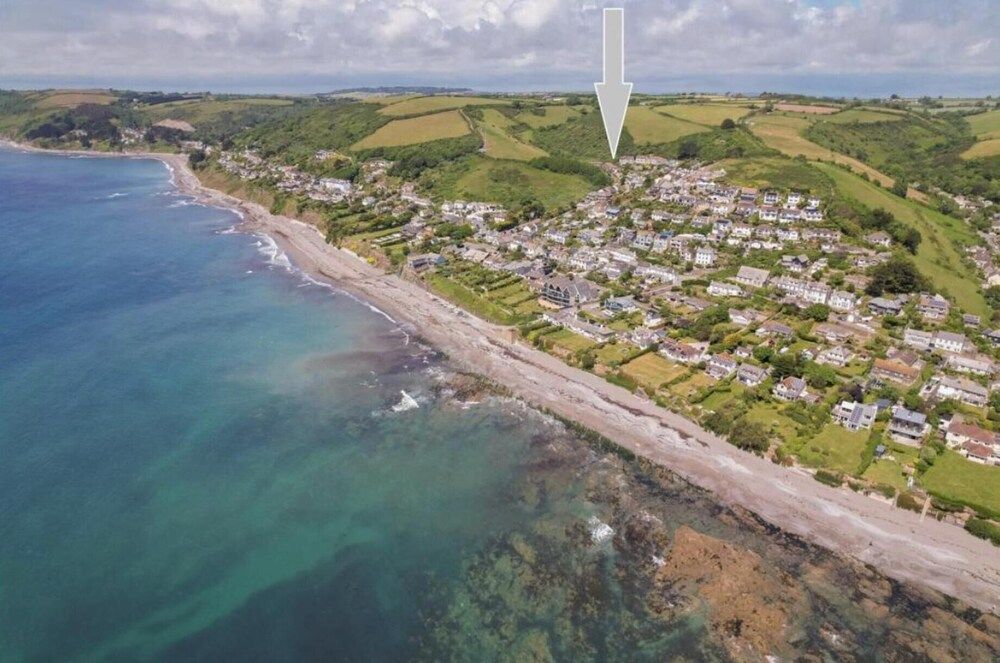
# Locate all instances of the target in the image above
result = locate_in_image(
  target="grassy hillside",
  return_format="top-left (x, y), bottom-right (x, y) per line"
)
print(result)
top-left (421, 155), bottom-right (591, 211)
top-left (531, 108), bottom-right (635, 160)
top-left (475, 108), bottom-right (547, 161)
top-left (624, 107), bottom-right (706, 145)
top-left (236, 102), bottom-right (388, 162)
top-left (515, 106), bottom-right (581, 129)
top-left (815, 162), bottom-right (988, 316)
top-left (961, 139), bottom-right (1000, 160)
top-left (967, 110), bottom-right (1000, 139)
top-left (654, 103), bottom-right (751, 127)
top-left (718, 156), bottom-right (834, 196)
top-left (378, 95), bottom-right (506, 117)
top-left (352, 110), bottom-right (471, 149)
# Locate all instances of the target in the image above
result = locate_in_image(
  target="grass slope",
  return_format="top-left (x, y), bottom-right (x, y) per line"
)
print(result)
top-left (352, 110), bottom-right (470, 149)
top-left (422, 155), bottom-right (591, 210)
top-left (655, 103), bottom-right (751, 127)
top-left (476, 108), bottom-right (547, 161)
top-left (625, 106), bottom-right (706, 145)
top-left (378, 95), bottom-right (505, 117)
top-left (967, 110), bottom-right (1000, 140)
top-left (515, 106), bottom-right (581, 128)
top-left (815, 162), bottom-right (988, 315)
top-left (718, 156), bottom-right (834, 196)
top-left (961, 138), bottom-right (1000, 160)
top-left (921, 450), bottom-right (1000, 515)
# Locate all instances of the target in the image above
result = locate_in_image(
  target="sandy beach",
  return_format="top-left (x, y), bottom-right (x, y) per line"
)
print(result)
top-left (6, 141), bottom-right (1000, 612)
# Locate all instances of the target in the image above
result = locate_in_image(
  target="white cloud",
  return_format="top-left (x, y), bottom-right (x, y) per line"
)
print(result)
top-left (0, 0), bottom-right (997, 88)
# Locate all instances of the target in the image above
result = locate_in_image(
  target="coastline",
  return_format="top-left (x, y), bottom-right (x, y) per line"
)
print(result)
top-left (4, 140), bottom-right (999, 613)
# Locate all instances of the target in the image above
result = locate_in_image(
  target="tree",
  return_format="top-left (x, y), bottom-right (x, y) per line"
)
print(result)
top-left (678, 139), bottom-right (700, 159)
top-left (896, 227), bottom-right (922, 254)
top-left (720, 118), bottom-right (736, 130)
top-left (804, 362), bottom-right (838, 389)
top-left (865, 255), bottom-right (929, 296)
top-left (770, 353), bottom-right (802, 380)
top-left (802, 303), bottom-right (831, 322)
top-left (728, 420), bottom-right (770, 453)
top-left (985, 285), bottom-right (1000, 310)
top-left (891, 180), bottom-right (908, 198)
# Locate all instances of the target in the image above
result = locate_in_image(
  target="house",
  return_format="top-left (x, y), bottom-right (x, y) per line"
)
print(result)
top-left (763, 190), bottom-right (780, 205)
top-left (828, 290), bottom-right (856, 312)
top-left (660, 339), bottom-right (705, 364)
top-left (706, 353), bottom-right (738, 380)
top-left (733, 266), bottom-right (770, 289)
top-left (780, 254), bottom-right (810, 273)
top-left (540, 276), bottom-right (600, 308)
top-left (917, 294), bottom-right (950, 321)
top-left (407, 253), bottom-right (445, 270)
top-left (920, 375), bottom-right (989, 407)
top-left (635, 263), bottom-right (679, 284)
top-left (866, 231), bottom-right (892, 248)
top-left (707, 281), bottom-right (743, 298)
top-left (945, 420), bottom-right (998, 450)
top-left (785, 192), bottom-right (802, 207)
top-left (651, 232), bottom-right (673, 253)
top-left (870, 358), bottom-right (921, 386)
top-left (604, 295), bottom-right (639, 314)
top-left (833, 401), bottom-right (878, 431)
top-left (802, 207), bottom-right (823, 222)
top-left (693, 247), bottom-right (717, 267)
top-left (737, 363), bottom-right (769, 387)
top-left (932, 330), bottom-right (968, 354)
top-left (758, 206), bottom-right (779, 222)
top-left (869, 297), bottom-right (904, 317)
top-left (816, 346), bottom-right (854, 367)
top-left (773, 376), bottom-right (808, 401)
top-left (902, 328), bottom-right (934, 351)
top-left (946, 353), bottom-right (995, 377)
top-left (960, 441), bottom-right (998, 465)
top-left (629, 328), bottom-right (665, 348)
top-left (962, 314), bottom-right (981, 328)
top-left (631, 231), bottom-right (655, 251)
top-left (729, 308), bottom-right (763, 326)
top-left (888, 406), bottom-right (929, 445)
top-left (759, 321), bottom-right (794, 339)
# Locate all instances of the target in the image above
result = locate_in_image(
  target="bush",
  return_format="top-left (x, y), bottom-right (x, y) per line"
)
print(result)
top-left (814, 470), bottom-right (843, 487)
top-left (965, 518), bottom-right (1000, 546)
top-left (896, 492), bottom-right (924, 513)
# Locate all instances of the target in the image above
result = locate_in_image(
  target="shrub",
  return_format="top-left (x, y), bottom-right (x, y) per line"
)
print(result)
top-left (965, 518), bottom-right (1000, 546)
top-left (814, 470), bottom-right (843, 487)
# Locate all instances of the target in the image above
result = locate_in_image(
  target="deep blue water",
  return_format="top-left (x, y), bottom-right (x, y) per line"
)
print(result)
top-left (0, 150), bottom-right (555, 661)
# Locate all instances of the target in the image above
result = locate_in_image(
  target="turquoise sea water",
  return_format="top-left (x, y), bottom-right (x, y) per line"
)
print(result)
top-left (0, 150), bottom-right (562, 660)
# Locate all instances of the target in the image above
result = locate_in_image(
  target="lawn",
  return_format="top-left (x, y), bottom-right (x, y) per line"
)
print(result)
top-left (620, 353), bottom-right (688, 391)
top-left (795, 424), bottom-right (871, 475)
top-left (378, 95), bottom-right (506, 117)
top-left (966, 109), bottom-right (1000, 140)
top-left (624, 106), bottom-right (707, 145)
top-left (477, 108), bottom-right (547, 161)
top-left (815, 163), bottom-right (988, 316)
top-left (667, 372), bottom-right (715, 399)
top-left (515, 106), bottom-right (581, 128)
top-left (544, 329), bottom-right (596, 354)
top-left (424, 155), bottom-right (592, 210)
top-left (594, 342), bottom-right (638, 366)
top-left (425, 273), bottom-right (524, 325)
top-left (698, 384), bottom-right (744, 411)
top-left (774, 103), bottom-right (840, 114)
top-left (961, 138), bottom-right (1000, 160)
top-left (862, 458), bottom-right (911, 493)
top-left (745, 403), bottom-right (800, 443)
top-left (655, 103), bottom-right (751, 127)
top-left (352, 110), bottom-right (470, 149)
top-left (920, 449), bottom-right (1000, 516)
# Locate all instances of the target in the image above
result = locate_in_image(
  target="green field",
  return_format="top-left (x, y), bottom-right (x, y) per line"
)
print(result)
top-left (655, 103), bottom-right (751, 127)
top-left (594, 342), bottom-right (638, 366)
top-left (378, 95), bottom-right (506, 117)
top-left (352, 110), bottom-right (470, 149)
top-left (795, 424), bottom-right (871, 475)
top-left (745, 403), bottom-right (799, 443)
top-left (821, 109), bottom-right (905, 124)
top-left (476, 108), bottom-right (547, 161)
top-left (423, 155), bottom-right (591, 210)
top-left (544, 329), bottom-right (596, 354)
top-left (624, 106), bottom-right (706, 145)
top-left (515, 106), bottom-right (581, 128)
top-left (967, 110), bottom-right (1000, 139)
top-left (36, 91), bottom-right (118, 108)
top-left (718, 156), bottom-right (834, 196)
top-left (143, 98), bottom-right (293, 126)
top-left (921, 450), bottom-right (1000, 516)
top-left (814, 163), bottom-right (988, 316)
top-left (961, 138), bottom-right (1000, 160)
top-left (620, 353), bottom-right (687, 391)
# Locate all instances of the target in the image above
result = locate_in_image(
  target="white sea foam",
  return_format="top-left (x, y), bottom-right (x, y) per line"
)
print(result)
top-left (106, 192), bottom-right (128, 199)
top-left (588, 516), bottom-right (614, 544)
top-left (391, 390), bottom-right (420, 413)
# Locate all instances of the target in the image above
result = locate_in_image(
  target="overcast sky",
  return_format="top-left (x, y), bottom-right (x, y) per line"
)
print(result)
top-left (2, 0), bottom-right (998, 96)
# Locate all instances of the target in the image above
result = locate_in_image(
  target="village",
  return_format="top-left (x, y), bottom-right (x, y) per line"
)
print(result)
top-left (207, 144), bottom-right (1000, 525)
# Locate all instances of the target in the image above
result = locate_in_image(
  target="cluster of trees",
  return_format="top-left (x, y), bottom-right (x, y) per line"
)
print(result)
top-left (862, 208), bottom-right (922, 253)
top-left (865, 255), bottom-right (930, 296)
top-left (25, 103), bottom-right (121, 145)
top-left (529, 156), bottom-right (610, 187)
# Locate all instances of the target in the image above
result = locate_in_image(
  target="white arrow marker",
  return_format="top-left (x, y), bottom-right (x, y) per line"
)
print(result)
top-left (594, 7), bottom-right (633, 160)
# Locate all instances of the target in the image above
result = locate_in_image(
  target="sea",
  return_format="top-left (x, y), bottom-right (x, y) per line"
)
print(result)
top-left (1, 148), bottom-right (996, 661)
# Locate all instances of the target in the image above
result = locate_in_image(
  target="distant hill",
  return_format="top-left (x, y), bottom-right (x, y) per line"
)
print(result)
top-left (322, 86), bottom-right (474, 96)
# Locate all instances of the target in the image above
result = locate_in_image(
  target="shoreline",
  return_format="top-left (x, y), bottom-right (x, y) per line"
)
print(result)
top-left (4, 140), bottom-right (999, 612)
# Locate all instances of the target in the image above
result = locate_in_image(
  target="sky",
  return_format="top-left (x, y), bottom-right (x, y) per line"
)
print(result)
top-left (1, 0), bottom-right (998, 97)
